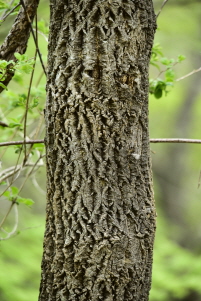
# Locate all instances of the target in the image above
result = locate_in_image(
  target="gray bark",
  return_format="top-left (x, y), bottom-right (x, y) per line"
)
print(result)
top-left (39, 1), bottom-right (156, 300)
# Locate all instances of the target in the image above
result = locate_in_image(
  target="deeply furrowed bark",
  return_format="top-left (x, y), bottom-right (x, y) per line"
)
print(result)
top-left (39, 1), bottom-right (156, 300)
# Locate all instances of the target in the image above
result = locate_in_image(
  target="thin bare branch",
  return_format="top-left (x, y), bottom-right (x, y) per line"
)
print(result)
top-left (150, 138), bottom-right (201, 144)
top-left (0, 203), bottom-right (18, 241)
top-left (0, 139), bottom-right (44, 147)
top-left (20, 0), bottom-right (47, 76)
top-left (156, 0), bottom-right (169, 18)
top-left (0, 162), bottom-right (44, 183)
top-left (0, 3), bottom-right (21, 23)
top-left (18, 153), bottom-right (45, 194)
top-left (23, 48), bottom-right (38, 160)
top-left (0, 0), bottom-right (16, 20)
top-left (0, 201), bottom-right (15, 229)
top-left (198, 170), bottom-right (201, 189)
top-left (176, 66), bottom-right (201, 81)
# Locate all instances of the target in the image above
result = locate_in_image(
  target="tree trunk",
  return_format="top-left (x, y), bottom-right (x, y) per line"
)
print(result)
top-left (39, 1), bottom-right (156, 300)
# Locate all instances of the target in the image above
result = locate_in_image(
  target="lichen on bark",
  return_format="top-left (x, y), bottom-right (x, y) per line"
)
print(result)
top-left (39, 1), bottom-right (157, 300)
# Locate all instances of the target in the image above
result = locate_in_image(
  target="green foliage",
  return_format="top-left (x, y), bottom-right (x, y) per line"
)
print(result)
top-left (0, 53), bottom-right (35, 94)
top-left (0, 0), bottom-right (20, 23)
top-left (8, 116), bottom-right (23, 129)
top-left (0, 13), bottom-right (46, 247)
top-left (150, 216), bottom-right (201, 301)
top-left (150, 43), bottom-right (186, 99)
top-left (0, 216), bottom-right (45, 301)
top-left (14, 53), bottom-right (34, 74)
top-left (0, 59), bottom-right (14, 90)
top-left (0, 0), bottom-right (8, 10)
top-left (37, 18), bottom-right (49, 35)
top-left (3, 186), bottom-right (34, 206)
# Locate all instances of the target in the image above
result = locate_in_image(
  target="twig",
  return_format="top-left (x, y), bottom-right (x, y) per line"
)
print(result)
top-left (0, 203), bottom-right (18, 240)
top-left (18, 154), bottom-right (45, 194)
top-left (1, 138), bottom-right (201, 148)
top-left (0, 162), bottom-right (44, 183)
top-left (0, 139), bottom-right (44, 147)
top-left (0, 202), bottom-right (15, 229)
top-left (156, 0), bottom-right (169, 18)
top-left (31, 174), bottom-right (46, 195)
top-left (150, 138), bottom-right (201, 144)
top-left (0, 0), bottom-right (16, 20)
top-left (23, 48), bottom-right (37, 160)
top-left (0, 3), bottom-right (21, 23)
top-left (20, 0), bottom-right (47, 76)
top-left (176, 67), bottom-right (201, 82)
top-left (198, 170), bottom-right (201, 189)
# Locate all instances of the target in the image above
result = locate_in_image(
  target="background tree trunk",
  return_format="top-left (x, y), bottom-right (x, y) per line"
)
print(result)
top-left (0, 0), bottom-right (40, 93)
top-left (39, 1), bottom-right (156, 300)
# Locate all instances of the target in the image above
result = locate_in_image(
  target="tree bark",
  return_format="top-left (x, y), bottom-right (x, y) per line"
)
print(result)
top-left (39, 1), bottom-right (156, 300)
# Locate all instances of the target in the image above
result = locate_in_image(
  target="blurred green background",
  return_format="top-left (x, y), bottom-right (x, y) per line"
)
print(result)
top-left (0, 0), bottom-right (201, 300)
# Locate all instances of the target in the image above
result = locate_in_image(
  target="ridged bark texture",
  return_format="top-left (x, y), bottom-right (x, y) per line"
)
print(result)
top-left (39, 1), bottom-right (156, 300)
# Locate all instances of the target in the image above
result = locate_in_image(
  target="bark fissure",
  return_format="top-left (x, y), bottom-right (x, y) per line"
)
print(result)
top-left (40, 1), bottom-right (156, 300)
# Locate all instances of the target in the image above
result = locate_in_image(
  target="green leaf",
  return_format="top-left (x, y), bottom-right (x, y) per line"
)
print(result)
top-left (151, 43), bottom-right (163, 58)
top-left (32, 143), bottom-right (45, 152)
top-left (15, 145), bottom-right (22, 154)
top-left (0, 82), bottom-right (8, 90)
top-left (8, 122), bottom-right (22, 128)
top-left (154, 87), bottom-right (163, 99)
top-left (177, 55), bottom-right (186, 62)
top-left (8, 117), bottom-right (23, 128)
top-left (37, 19), bottom-right (49, 34)
top-left (20, 64), bottom-right (33, 74)
top-left (0, 1), bottom-right (8, 9)
top-left (165, 69), bottom-right (175, 82)
top-left (0, 60), bottom-right (9, 69)
top-left (30, 98), bottom-right (39, 109)
top-left (3, 186), bottom-right (34, 206)
top-left (0, 181), bottom-right (6, 185)
top-left (150, 79), bottom-right (167, 99)
top-left (17, 197), bottom-right (35, 206)
top-left (150, 61), bottom-right (160, 70)
top-left (3, 190), bottom-right (10, 198)
top-left (11, 186), bottom-right (19, 195)
top-left (160, 57), bottom-right (175, 66)
top-left (14, 53), bottom-right (25, 61)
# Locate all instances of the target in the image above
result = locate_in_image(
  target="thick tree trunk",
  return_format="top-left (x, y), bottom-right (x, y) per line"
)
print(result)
top-left (39, 1), bottom-right (156, 300)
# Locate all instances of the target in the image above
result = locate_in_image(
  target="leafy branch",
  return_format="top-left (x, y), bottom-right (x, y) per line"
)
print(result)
top-left (149, 43), bottom-right (186, 99)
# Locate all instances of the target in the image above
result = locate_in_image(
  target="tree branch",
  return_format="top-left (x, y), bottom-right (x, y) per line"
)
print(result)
top-left (176, 66), bottom-right (201, 82)
top-left (20, 0), bottom-right (47, 76)
top-left (0, 139), bottom-right (44, 147)
top-left (150, 138), bottom-right (201, 144)
top-left (1, 138), bottom-right (201, 148)
top-left (156, 0), bottom-right (169, 18)
top-left (0, 3), bottom-right (21, 23)
top-left (0, 203), bottom-right (18, 241)
top-left (0, 0), bottom-right (40, 93)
